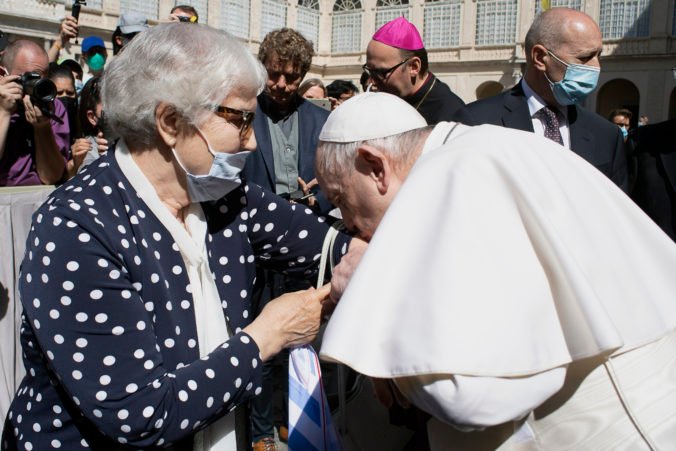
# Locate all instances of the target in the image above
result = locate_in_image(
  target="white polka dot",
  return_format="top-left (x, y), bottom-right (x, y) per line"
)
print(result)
top-left (255, 387), bottom-right (262, 395)
top-left (179, 390), bottom-right (189, 402)
top-left (49, 309), bottom-right (59, 319)
top-left (144, 360), bottom-right (154, 370)
top-left (98, 374), bottom-right (111, 385)
top-left (164, 338), bottom-right (175, 348)
top-left (126, 383), bottom-right (138, 393)
top-left (73, 352), bottom-right (84, 363)
top-left (151, 273), bottom-right (160, 283)
top-left (95, 313), bottom-right (108, 323)
top-left (53, 217), bottom-right (62, 226)
top-left (223, 392), bottom-right (231, 402)
top-left (222, 275), bottom-right (231, 284)
top-left (103, 186), bottom-right (112, 195)
top-left (134, 349), bottom-right (144, 359)
top-left (267, 202), bottom-right (277, 211)
top-left (181, 419), bottom-right (189, 429)
top-left (121, 290), bottom-right (131, 299)
top-left (32, 423), bottom-right (41, 432)
top-left (45, 242), bottom-right (55, 252)
top-left (240, 290), bottom-right (247, 298)
top-left (137, 321), bottom-right (146, 330)
top-left (97, 258), bottom-right (108, 268)
top-left (103, 355), bottom-right (116, 366)
top-left (78, 233), bottom-right (90, 243)
top-left (112, 326), bottom-right (124, 335)
top-left (188, 339), bottom-right (197, 348)
top-left (75, 312), bottom-right (88, 322)
top-left (92, 408), bottom-right (102, 418)
top-left (32, 299), bottom-right (40, 308)
top-left (72, 370), bottom-right (82, 380)
top-left (223, 229), bottom-right (233, 238)
top-left (60, 296), bottom-right (71, 306)
top-left (230, 357), bottom-right (239, 367)
top-left (42, 256), bottom-right (50, 266)
top-left (172, 265), bottom-right (182, 275)
top-left (90, 290), bottom-right (103, 300)
top-left (141, 406), bottom-right (154, 418)
top-left (95, 391), bottom-right (107, 401)
top-left (205, 369), bottom-right (215, 379)
top-left (252, 359), bottom-right (258, 368)
top-left (109, 270), bottom-right (120, 280)
top-left (66, 261), bottom-right (79, 271)
top-left (153, 232), bottom-right (162, 241)
top-left (53, 405), bottom-right (62, 414)
top-left (41, 273), bottom-right (49, 283)
top-left (240, 335), bottom-right (251, 344)
top-left (235, 378), bottom-right (242, 388)
top-left (298, 230), bottom-right (308, 239)
top-left (264, 223), bottom-right (274, 232)
top-left (246, 382), bottom-right (253, 391)
top-left (188, 380), bottom-right (198, 391)
top-left (206, 397), bottom-right (214, 408)
top-left (62, 281), bottom-right (74, 291)
top-left (76, 338), bottom-right (87, 348)
top-left (54, 334), bottom-right (64, 344)
top-left (25, 442), bottom-right (33, 450)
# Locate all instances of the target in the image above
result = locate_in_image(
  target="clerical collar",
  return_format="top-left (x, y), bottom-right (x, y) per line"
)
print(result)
top-left (405, 72), bottom-right (436, 111)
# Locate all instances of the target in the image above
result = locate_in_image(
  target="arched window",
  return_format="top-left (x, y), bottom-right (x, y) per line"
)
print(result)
top-left (599, 0), bottom-right (650, 39)
top-left (261, 0), bottom-right (288, 39)
top-left (220, 0), bottom-right (250, 39)
top-left (298, 0), bottom-right (321, 50)
top-left (119, 0), bottom-right (159, 21)
top-left (475, 0), bottom-right (518, 46)
top-left (375, 0), bottom-right (409, 31)
top-left (332, 0), bottom-right (362, 53)
top-left (174, 0), bottom-right (208, 23)
top-left (424, 0), bottom-right (462, 48)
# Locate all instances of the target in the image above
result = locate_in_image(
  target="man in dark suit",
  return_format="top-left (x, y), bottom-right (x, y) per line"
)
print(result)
top-left (453, 8), bottom-right (628, 191)
top-left (629, 120), bottom-right (676, 241)
top-left (241, 27), bottom-right (330, 451)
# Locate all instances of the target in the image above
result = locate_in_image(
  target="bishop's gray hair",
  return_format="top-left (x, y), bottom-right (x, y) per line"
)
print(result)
top-left (316, 126), bottom-right (433, 180)
top-left (103, 23), bottom-right (267, 148)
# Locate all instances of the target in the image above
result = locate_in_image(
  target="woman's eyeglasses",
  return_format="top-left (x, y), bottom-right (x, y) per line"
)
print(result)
top-left (214, 106), bottom-right (255, 141)
top-left (361, 58), bottom-right (411, 82)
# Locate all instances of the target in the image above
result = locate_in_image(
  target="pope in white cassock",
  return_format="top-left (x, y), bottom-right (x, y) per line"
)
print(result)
top-left (316, 92), bottom-right (676, 450)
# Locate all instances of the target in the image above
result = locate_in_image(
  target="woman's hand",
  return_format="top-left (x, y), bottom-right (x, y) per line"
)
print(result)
top-left (244, 284), bottom-right (330, 361)
top-left (94, 132), bottom-right (108, 154)
top-left (70, 138), bottom-right (92, 173)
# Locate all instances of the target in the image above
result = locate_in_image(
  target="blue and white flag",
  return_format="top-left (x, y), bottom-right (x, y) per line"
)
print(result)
top-left (288, 344), bottom-right (341, 451)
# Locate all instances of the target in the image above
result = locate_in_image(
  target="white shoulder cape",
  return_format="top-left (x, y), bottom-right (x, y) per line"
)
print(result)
top-left (320, 123), bottom-right (676, 378)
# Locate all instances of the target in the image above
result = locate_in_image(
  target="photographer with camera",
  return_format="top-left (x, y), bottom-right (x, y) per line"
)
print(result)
top-left (168, 4), bottom-right (199, 23)
top-left (0, 40), bottom-right (70, 186)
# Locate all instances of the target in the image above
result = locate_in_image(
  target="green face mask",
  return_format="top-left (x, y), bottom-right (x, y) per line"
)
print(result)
top-left (87, 53), bottom-right (106, 72)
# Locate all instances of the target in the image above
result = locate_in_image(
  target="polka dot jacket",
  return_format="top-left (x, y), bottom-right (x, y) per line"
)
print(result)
top-left (2, 150), bottom-right (350, 450)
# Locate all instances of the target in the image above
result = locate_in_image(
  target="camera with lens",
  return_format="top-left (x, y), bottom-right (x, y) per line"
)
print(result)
top-left (19, 72), bottom-right (57, 108)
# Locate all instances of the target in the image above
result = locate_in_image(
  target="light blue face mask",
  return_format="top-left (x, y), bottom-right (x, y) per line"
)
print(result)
top-left (618, 125), bottom-right (629, 139)
top-left (544, 49), bottom-right (600, 106)
top-left (87, 53), bottom-right (106, 72)
top-left (75, 78), bottom-right (84, 95)
top-left (172, 128), bottom-right (251, 203)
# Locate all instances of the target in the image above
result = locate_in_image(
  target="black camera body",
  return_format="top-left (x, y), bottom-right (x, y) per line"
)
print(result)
top-left (19, 72), bottom-right (57, 108)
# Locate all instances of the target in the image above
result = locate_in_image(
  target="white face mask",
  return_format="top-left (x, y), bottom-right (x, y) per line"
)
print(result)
top-left (172, 128), bottom-right (251, 203)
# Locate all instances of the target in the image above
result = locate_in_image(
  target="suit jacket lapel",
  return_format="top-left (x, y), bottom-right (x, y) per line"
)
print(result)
top-left (502, 84), bottom-right (534, 132)
top-left (568, 105), bottom-right (594, 158)
top-left (253, 102), bottom-right (276, 187)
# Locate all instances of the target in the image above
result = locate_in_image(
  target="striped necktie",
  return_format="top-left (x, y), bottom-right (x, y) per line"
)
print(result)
top-left (539, 106), bottom-right (563, 145)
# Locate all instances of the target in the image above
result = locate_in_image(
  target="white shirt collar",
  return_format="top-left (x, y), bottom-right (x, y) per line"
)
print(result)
top-left (521, 79), bottom-right (567, 120)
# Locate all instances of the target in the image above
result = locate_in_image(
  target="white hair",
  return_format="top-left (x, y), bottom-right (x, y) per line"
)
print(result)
top-left (316, 126), bottom-right (433, 180)
top-left (102, 23), bottom-right (267, 148)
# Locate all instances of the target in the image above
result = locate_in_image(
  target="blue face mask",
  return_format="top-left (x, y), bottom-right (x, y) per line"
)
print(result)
top-left (544, 49), bottom-right (600, 106)
top-left (618, 125), bottom-right (629, 139)
top-left (75, 78), bottom-right (84, 95)
top-left (172, 128), bottom-right (251, 203)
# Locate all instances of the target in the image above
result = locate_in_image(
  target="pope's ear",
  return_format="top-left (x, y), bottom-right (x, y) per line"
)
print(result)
top-left (357, 144), bottom-right (392, 194)
top-left (155, 102), bottom-right (179, 148)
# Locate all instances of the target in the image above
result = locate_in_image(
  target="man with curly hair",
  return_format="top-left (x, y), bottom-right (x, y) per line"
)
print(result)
top-left (241, 28), bottom-right (331, 451)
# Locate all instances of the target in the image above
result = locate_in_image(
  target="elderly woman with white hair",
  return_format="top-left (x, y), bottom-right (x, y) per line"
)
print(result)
top-left (2, 24), bottom-right (355, 450)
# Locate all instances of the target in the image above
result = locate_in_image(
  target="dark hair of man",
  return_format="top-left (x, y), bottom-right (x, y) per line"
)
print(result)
top-left (47, 62), bottom-right (75, 85)
top-left (258, 28), bottom-right (314, 76)
top-left (171, 4), bottom-right (199, 21)
top-left (112, 27), bottom-right (122, 55)
top-left (79, 77), bottom-right (102, 137)
top-left (60, 59), bottom-right (83, 79)
top-left (298, 78), bottom-right (326, 97)
top-left (399, 47), bottom-right (428, 76)
top-left (326, 79), bottom-right (358, 98)
top-left (609, 108), bottom-right (633, 121)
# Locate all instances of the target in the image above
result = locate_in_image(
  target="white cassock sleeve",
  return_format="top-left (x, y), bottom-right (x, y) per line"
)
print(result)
top-left (393, 367), bottom-right (566, 429)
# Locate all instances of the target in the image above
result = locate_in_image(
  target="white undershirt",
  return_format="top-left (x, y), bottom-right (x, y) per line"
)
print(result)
top-left (115, 141), bottom-right (237, 450)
